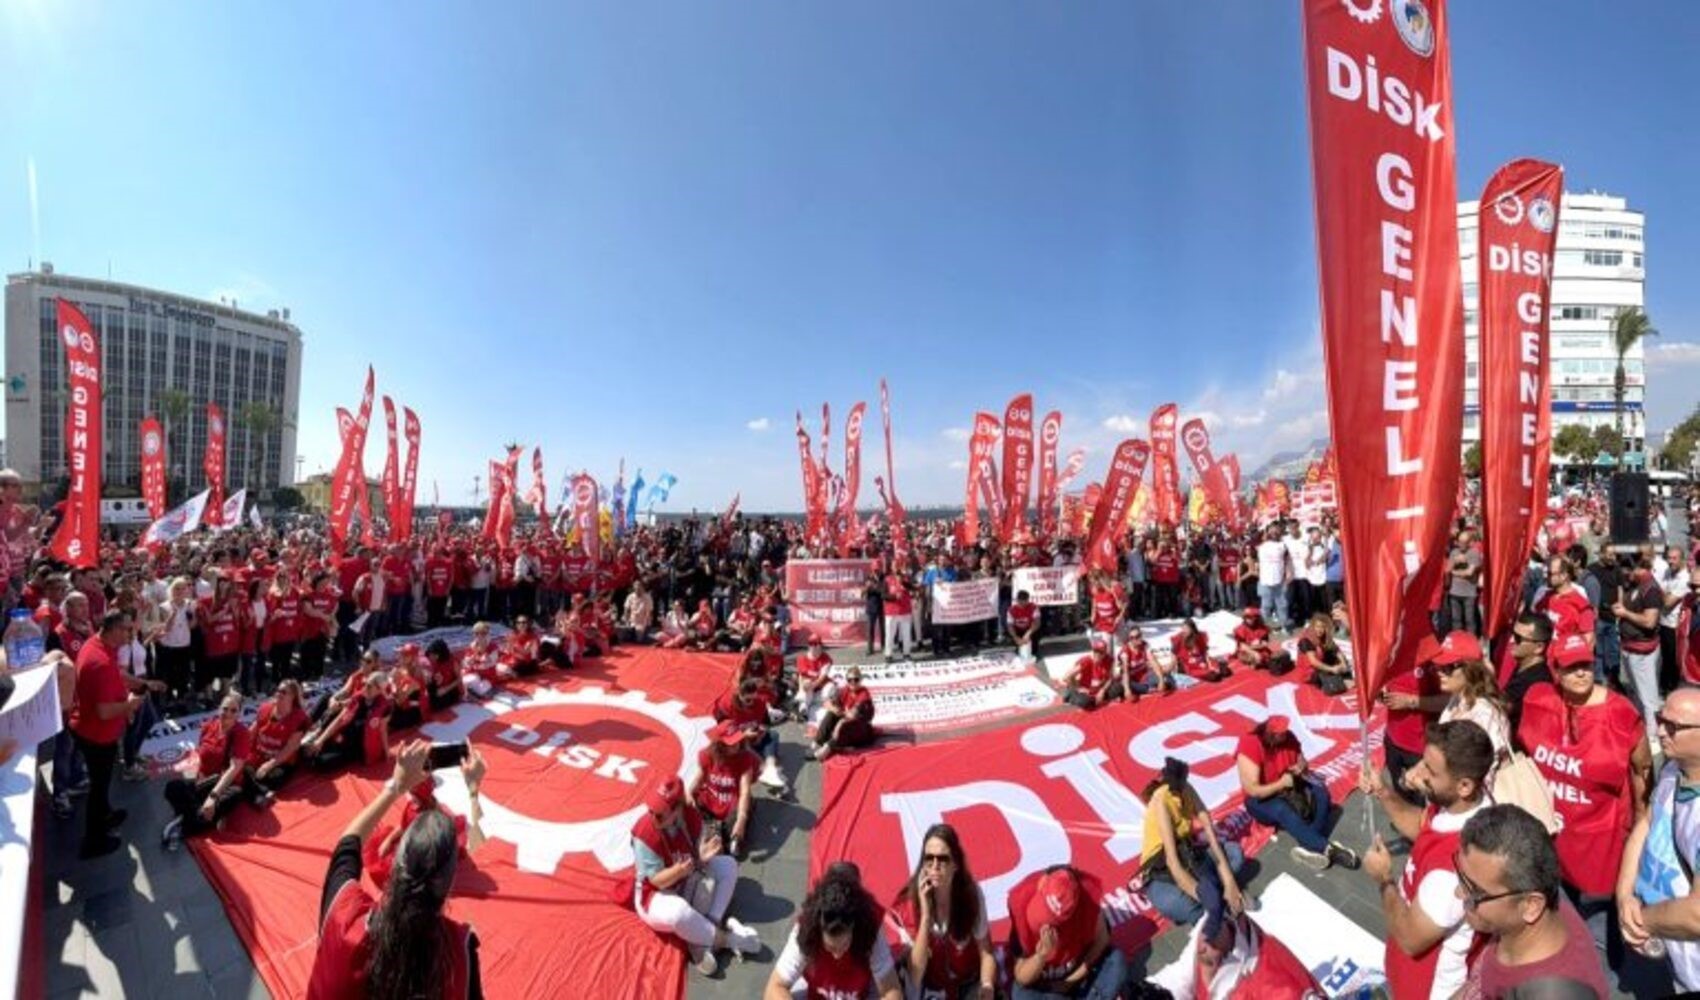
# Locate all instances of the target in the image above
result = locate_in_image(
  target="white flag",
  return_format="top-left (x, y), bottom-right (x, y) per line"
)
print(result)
top-left (249, 504), bottom-right (264, 530)
top-left (141, 489), bottom-right (211, 547)
top-left (214, 489), bottom-right (248, 534)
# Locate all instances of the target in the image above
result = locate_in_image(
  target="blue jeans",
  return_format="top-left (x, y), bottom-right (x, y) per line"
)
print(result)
top-left (1143, 842), bottom-right (1246, 940)
top-left (123, 696), bottom-right (162, 765)
top-left (1010, 944), bottom-right (1129, 999)
top-left (51, 727), bottom-right (87, 797)
top-left (1595, 619), bottom-right (1621, 688)
top-left (1258, 583), bottom-right (1288, 626)
top-left (1244, 777), bottom-right (1332, 853)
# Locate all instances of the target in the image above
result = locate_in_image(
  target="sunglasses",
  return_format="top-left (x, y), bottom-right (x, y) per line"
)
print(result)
top-left (922, 852), bottom-right (954, 867)
top-left (1452, 851), bottom-right (1527, 910)
top-left (1511, 632), bottom-right (1540, 645)
top-left (1656, 715), bottom-right (1700, 736)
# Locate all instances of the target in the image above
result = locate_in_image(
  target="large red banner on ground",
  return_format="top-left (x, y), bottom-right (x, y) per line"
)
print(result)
top-left (786, 558), bottom-right (878, 646)
top-left (1479, 159), bottom-right (1563, 640)
top-left (1001, 393), bottom-right (1034, 540)
top-left (190, 649), bottom-right (738, 1000)
top-left (1301, 0), bottom-right (1464, 709)
top-left (139, 416), bottom-right (167, 521)
top-left (1149, 404), bottom-right (1181, 527)
top-left (48, 301), bottom-right (101, 567)
top-left (811, 671), bottom-right (1376, 956)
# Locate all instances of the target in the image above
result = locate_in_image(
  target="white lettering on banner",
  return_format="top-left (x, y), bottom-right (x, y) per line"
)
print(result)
top-left (931, 577), bottom-right (999, 625)
top-left (1324, 48), bottom-right (1446, 141)
top-left (878, 682), bottom-right (1363, 922)
top-left (881, 781), bottom-right (1071, 925)
top-left (493, 722), bottom-right (648, 783)
top-left (1010, 566), bottom-right (1081, 607)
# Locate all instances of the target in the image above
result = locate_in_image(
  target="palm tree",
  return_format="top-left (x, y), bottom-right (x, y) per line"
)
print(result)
top-left (237, 402), bottom-right (291, 500)
top-left (157, 388), bottom-right (191, 504)
top-left (1612, 306), bottom-right (1657, 469)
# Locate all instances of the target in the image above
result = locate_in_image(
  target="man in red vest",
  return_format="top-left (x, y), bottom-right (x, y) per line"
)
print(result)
top-left (1359, 719), bottom-right (1494, 1000)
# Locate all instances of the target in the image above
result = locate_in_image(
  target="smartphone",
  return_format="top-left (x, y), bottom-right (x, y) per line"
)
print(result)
top-left (427, 741), bottom-right (470, 771)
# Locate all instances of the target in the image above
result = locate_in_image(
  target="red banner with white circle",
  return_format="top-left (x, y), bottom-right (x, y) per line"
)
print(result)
top-left (139, 416), bottom-right (167, 521)
top-left (48, 300), bottom-right (101, 567)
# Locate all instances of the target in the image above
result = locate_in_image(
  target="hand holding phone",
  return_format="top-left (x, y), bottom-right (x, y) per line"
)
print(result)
top-left (427, 740), bottom-right (471, 771)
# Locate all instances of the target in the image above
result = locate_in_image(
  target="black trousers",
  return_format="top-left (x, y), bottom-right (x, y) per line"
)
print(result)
top-left (426, 596), bottom-right (449, 628)
top-left (299, 636), bottom-right (329, 680)
top-left (74, 735), bottom-right (119, 845)
top-left (269, 641), bottom-right (299, 683)
top-left (165, 775), bottom-right (242, 835)
top-left (243, 761), bottom-right (295, 803)
top-left (1661, 625), bottom-right (1682, 694)
top-left (156, 645), bottom-right (194, 698)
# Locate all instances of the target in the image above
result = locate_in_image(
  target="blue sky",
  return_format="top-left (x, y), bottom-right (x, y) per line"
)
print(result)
top-left (4, 2), bottom-right (1697, 511)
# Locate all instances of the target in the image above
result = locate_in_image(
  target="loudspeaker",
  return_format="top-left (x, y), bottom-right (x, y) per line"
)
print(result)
top-left (1610, 472), bottom-right (1650, 545)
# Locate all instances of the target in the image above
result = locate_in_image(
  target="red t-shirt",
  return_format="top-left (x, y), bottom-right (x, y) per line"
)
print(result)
top-left (1008, 602), bottom-right (1038, 633)
top-left (197, 721), bottom-right (253, 779)
top-left (55, 620), bottom-right (94, 662)
top-left (693, 746), bottom-right (759, 820)
top-left (1235, 729), bottom-right (1301, 785)
top-left (796, 651), bottom-right (833, 682)
top-left (265, 588), bottom-right (303, 646)
top-left (1090, 585), bottom-right (1124, 633)
top-left (252, 701), bottom-right (310, 760)
top-left (885, 576), bottom-right (913, 617)
top-left (1384, 660), bottom-right (1442, 754)
top-left (1152, 549), bottom-right (1181, 584)
top-left (200, 597), bottom-right (243, 659)
top-left (335, 556), bottom-right (369, 601)
top-left (1537, 586), bottom-right (1597, 642)
top-left (1117, 642), bottom-right (1151, 684)
top-left (381, 555), bottom-right (411, 596)
top-left (70, 638), bottom-right (129, 745)
top-left (1071, 653), bottom-right (1113, 697)
top-left (1007, 869), bottom-right (1102, 984)
top-left (1232, 623), bottom-right (1271, 659)
top-left (424, 557), bottom-right (453, 598)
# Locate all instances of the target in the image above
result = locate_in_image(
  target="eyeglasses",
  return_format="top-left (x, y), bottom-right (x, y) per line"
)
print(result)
top-left (1657, 715), bottom-right (1700, 736)
top-left (922, 852), bottom-right (954, 867)
top-left (1452, 852), bottom-right (1527, 910)
top-left (1512, 632), bottom-right (1540, 646)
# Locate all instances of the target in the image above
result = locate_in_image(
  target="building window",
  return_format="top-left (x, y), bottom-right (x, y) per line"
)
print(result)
top-left (1582, 249), bottom-right (1623, 267)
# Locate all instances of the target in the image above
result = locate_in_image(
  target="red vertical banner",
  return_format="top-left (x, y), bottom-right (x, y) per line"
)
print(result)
top-left (963, 412), bottom-right (1001, 545)
top-left (1055, 447), bottom-right (1086, 494)
top-left (1479, 159), bottom-right (1563, 640)
top-left (795, 412), bottom-right (823, 543)
top-left (496, 447), bottom-right (521, 547)
top-left (571, 474), bottom-right (600, 563)
top-left (838, 402), bottom-right (867, 555)
top-left (1036, 410), bottom-right (1062, 538)
top-left (1084, 440), bottom-right (1151, 573)
top-left (1301, 0), bottom-right (1465, 711)
top-left (380, 396), bottom-right (401, 530)
top-left (48, 301), bottom-right (101, 567)
top-left (329, 368), bottom-right (376, 556)
top-left (1000, 393), bottom-right (1034, 540)
top-left (1148, 404), bottom-right (1181, 527)
top-left (398, 407), bottom-right (420, 541)
top-left (529, 447), bottom-right (549, 522)
top-left (203, 403), bottom-right (226, 527)
top-left (482, 460), bottom-right (503, 541)
top-left (1179, 419), bottom-right (1239, 531)
top-left (879, 378), bottom-right (899, 499)
top-left (140, 416), bottom-right (167, 520)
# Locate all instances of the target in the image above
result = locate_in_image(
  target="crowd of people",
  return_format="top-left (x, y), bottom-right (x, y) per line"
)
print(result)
top-left (5, 465), bottom-right (1700, 997)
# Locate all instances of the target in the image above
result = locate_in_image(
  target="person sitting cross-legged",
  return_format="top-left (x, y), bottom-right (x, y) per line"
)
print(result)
top-left (1058, 637), bottom-right (1128, 709)
top-left (633, 775), bottom-right (761, 977)
top-left (1235, 715), bottom-right (1358, 872)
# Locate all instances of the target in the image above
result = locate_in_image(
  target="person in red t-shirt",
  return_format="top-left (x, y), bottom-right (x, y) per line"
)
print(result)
top-left (245, 679), bottom-right (310, 808)
top-left (422, 639), bottom-right (465, 710)
top-left (764, 862), bottom-right (900, 999)
top-left (888, 824), bottom-right (997, 999)
top-left (388, 644), bottom-right (429, 730)
top-left (161, 691), bottom-right (252, 849)
top-left (70, 612), bottom-right (147, 857)
top-left (685, 600), bottom-right (718, 651)
top-left (1535, 556), bottom-right (1598, 647)
top-left (302, 671), bottom-right (392, 771)
top-left (689, 721), bottom-right (760, 857)
top-left (1230, 606), bottom-right (1274, 671)
top-left (1007, 866), bottom-right (1124, 997)
top-left (299, 571), bottom-right (339, 681)
top-left (500, 616), bottom-right (542, 675)
top-left (264, 567), bottom-right (304, 684)
top-left (1118, 626), bottom-right (1173, 695)
top-left (1236, 715), bottom-right (1357, 871)
top-left (792, 636), bottom-right (836, 720)
top-left (813, 667), bottom-right (876, 761)
top-left (883, 573), bottom-right (915, 661)
top-left (55, 591), bottom-right (96, 663)
top-left (1059, 638), bottom-right (1126, 709)
top-left (1171, 618), bottom-right (1230, 682)
top-left (1008, 590), bottom-right (1041, 658)
top-left (421, 549), bottom-right (452, 629)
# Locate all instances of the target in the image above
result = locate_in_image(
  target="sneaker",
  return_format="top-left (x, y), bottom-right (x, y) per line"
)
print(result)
top-left (160, 816), bottom-right (183, 851)
top-left (725, 916), bottom-right (761, 956)
top-left (1290, 844), bottom-right (1330, 871)
top-left (757, 760), bottom-right (786, 790)
top-left (121, 762), bottom-right (149, 782)
top-left (67, 779), bottom-right (91, 798)
top-left (79, 835), bottom-right (122, 859)
top-left (690, 946), bottom-right (718, 976)
top-left (1327, 841), bottom-right (1361, 870)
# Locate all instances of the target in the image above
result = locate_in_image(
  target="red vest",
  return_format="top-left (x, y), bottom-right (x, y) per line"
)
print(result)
top-left (306, 880), bottom-right (472, 1000)
top-left (1515, 683), bottom-right (1641, 894)
top-left (1387, 809), bottom-right (1483, 1000)
top-left (801, 945), bottom-right (875, 1000)
top-left (891, 894), bottom-right (981, 995)
top-left (630, 807), bottom-right (703, 907)
top-left (200, 598), bottom-right (242, 658)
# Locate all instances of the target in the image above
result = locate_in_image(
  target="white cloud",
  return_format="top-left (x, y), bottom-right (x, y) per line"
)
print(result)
top-left (947, 460), bottom-right (967, 471)
top-left (745, 417), bottom-right (771, 432)
top-left (941, 427), bottom-right (971, 442)
top-left (1646, 341), bottom-right (1700, 368)
top-left (207, 272), bottom-right (281, 310)
top-left (1102, 414), bottom-right (1140, 434)
top-left (1262, 368), bottom-right (1323, 403)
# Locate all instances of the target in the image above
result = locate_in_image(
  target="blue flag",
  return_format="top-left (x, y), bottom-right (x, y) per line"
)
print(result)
top-left (611, 469), bottom-right (627, 538)
top-left (625, 470), bottom-right (644, 530)
top-left (647, 473), bottom-right (677, 509)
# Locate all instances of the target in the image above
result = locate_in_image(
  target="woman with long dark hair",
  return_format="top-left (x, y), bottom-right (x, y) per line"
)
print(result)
top-left (765, 862), bottom-right (901, 999)
top-left (308, 738), bottom-right (486, 999)
top-left (890, 824), bottom-right (996, 999)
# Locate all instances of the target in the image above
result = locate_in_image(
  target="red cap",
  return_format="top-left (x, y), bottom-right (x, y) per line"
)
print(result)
top-left (1027, 870), bottom-right (1080, 931)
top-left (645, 775), bottom-right (684, 815)
top-left (1090, 636), bottom-right (1109, 652)
top-left (1243, 606), bottom-right (1261, 617)
top-left (1549, 633), bottom-right (1594, 670)
top-left (1433, 631), bottom-right (1484, 666)
top-left (707, 721), bottom-right (749, 746)
top-left (1413, 634), bottom-right (1445, 666)
top-left (399, 642), bottom-right (421, 657)
top-left (1264, 715), bottom-right (1290, 736)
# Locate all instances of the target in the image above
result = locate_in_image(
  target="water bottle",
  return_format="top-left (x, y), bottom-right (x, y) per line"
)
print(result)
top-left (3, 608), bottom-right (45, 670)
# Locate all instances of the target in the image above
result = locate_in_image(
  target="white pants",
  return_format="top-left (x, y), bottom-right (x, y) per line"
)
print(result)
top-left (884, 615), bottom-right (914, 657)
top-left (1622, 648), bottom-right (1663, 747)
top-left (795, 680), bottom-right (837, 721)
top-left (636, 854), bottom-right (738, 949)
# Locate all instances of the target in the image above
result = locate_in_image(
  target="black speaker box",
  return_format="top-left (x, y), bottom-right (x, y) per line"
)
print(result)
top-left (1609, 472), bottom-right (1650, 545)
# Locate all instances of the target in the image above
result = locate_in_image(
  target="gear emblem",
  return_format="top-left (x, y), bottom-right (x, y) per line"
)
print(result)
top-left (1342, 0), bottom-right (1382, 23)
top-left (422, 683), bottom-right (714, 873)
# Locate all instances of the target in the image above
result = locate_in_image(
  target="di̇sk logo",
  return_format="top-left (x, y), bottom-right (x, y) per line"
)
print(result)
top-left (61, 324), bottom-right (94, 355)
top-left (1529, 196), bottom-right (1557, 234)
top-left (210, 415), bottom-right (224, 435)
top-left (421, 683), bottom-right (712, 873)
top-left (1341, 0), bottom-right (1382, 24)
top-left (144, 432), bottom-right (161, 456)
top-left (1181, 425), bottom-right (1208, 456)
top-left (1493, 193), bottom-right (1525, 227)
top-left (846, 408), bottom-right (863, 443)
top-left (573, 479), bottom-right (595, 508)
top-left (1041, 417), bottom-right (1059, 448)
